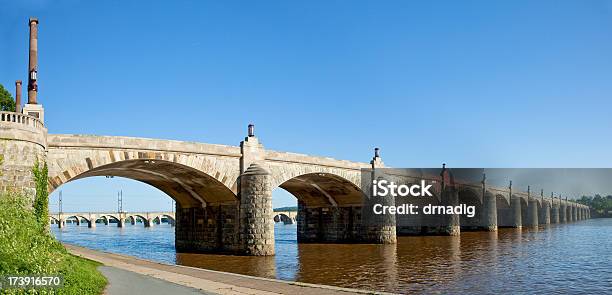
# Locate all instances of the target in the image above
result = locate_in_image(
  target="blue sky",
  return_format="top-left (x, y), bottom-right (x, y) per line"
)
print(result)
top-left (1, 1), bottom-right (611, 212)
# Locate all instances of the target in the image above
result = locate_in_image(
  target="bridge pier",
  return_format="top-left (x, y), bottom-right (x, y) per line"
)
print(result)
top-left (482, 192), bottom-right (497, 231)
top-left (559, 203), bottom-right (567, 222)
top-left (526, 198), bottom-right (539, 227)
top-left (586, 207), bottom-right (589, 219)
top-left (88, 220), bottom-right (96, 228)
top-left (571, 205), bottom-right (577, 222)
top-left (239, 163), bottom-right (274, 256)
top-left (588, 208), bottom-right (591, 219)
top-left (361, 156), bottom-right (397, 243)
top-left (539, 201), bottom-right (550, 225)
top-left (441, 189), bottom-right (460, 235)
top-left (117, 218), bottom-right (125, 228)
top-left (551, 203), bottom-right (559, 224)
top-left (510, 196), bottom-right (522, 228)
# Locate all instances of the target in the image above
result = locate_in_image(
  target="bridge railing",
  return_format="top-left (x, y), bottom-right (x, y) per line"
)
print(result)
top-left (0, 111), bottom-right (44, 130)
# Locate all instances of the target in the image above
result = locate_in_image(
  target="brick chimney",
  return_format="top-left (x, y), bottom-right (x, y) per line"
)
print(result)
top-left (23, 17), bottom-right (44, 123)
top-left (15, 80), bottom-right (22, 113)
top-left (27, 17), bottom-right (38, 104)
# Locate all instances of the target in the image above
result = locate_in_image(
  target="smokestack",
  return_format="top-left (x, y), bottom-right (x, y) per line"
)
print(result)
top-left (15, 80), bottom-right (22, 113)
top-left (27, 17), bottom-right (39, 104)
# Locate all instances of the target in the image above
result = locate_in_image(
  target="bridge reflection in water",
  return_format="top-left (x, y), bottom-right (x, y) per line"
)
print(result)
top-left (52, 219), bottom-right (612, 294)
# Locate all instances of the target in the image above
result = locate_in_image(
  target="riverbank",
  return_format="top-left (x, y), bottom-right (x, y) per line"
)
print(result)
top-left (0, 193), bottom-right (107, 294)
top-left (65, 244), bottom-right (392, 295)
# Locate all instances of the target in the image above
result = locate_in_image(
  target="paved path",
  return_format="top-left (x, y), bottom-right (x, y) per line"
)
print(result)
top-left (65, 244), bottom-right (391, 295)
top-left (99, 266), bottom-right (212, 295)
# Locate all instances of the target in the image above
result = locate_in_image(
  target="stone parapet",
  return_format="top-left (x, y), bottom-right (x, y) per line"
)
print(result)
top-left (0, 112), bottom-right (47, 197)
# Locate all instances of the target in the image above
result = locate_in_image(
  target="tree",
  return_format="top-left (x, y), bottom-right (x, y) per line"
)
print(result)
top-left (0, 84), bottom-right (16, 112)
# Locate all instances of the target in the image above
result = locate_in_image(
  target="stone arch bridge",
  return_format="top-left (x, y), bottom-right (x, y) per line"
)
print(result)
top-left (49, 211), bottom-right (175, 228)
top-left (0, 112), bottom-right (591, 256)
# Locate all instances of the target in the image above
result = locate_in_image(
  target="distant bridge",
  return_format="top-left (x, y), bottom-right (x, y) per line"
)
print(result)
top-left (52, 210), bottom-right (299, 227)
top-left (273, 210), bottom-right (297, 224)
top-left (49, 212), bottom-right (175, 228)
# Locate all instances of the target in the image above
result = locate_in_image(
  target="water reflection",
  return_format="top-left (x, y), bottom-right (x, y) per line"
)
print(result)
top-left (52, 220), bottom-right (612, 294)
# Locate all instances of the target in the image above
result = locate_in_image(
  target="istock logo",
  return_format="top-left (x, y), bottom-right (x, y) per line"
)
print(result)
top-left (372, 180), bottom-right (433, 197)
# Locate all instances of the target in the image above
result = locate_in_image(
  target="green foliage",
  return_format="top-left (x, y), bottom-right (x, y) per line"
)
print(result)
top-left (577, 194), bottom-right (612, 215)
top-left (0, 193), bottom-right (61, 276)
top-left (0, 84), bottom-right (16, 112)
top-left (32, 161), bottom-right (49, 227)
top-left (0, 193), bottom-right (107, 294)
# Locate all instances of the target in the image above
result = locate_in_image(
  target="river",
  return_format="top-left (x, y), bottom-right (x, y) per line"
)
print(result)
top-left (52, 219), bottom-right (612, 294)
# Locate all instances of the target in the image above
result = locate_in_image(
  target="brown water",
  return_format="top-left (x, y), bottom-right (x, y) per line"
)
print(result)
top-left (53, 219), bottom-right (612, 294)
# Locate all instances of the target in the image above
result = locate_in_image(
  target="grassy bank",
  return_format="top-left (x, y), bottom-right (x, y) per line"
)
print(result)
top-left (0, 193), bottom-right (107, 294)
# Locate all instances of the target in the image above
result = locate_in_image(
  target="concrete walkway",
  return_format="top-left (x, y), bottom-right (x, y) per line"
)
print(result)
top-left (65, 244), bottom-right (391, 295)
top-left (99, 266), bottom-right (212, 295)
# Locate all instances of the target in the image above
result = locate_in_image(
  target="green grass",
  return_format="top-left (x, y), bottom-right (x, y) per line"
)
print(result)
top-left (56, 255), bottom-right (106, 295)
top-left (0, 193), bottom-right (107, 294)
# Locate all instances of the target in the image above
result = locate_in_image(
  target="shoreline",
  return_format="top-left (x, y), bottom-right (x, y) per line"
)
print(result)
top-left (64, 243), bottom-right (395, 295)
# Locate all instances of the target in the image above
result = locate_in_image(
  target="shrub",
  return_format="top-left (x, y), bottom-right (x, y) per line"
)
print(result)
top-left (0, 193), bottom-right (107, 294)
top-left (32, 161), bottom-right (49, 228)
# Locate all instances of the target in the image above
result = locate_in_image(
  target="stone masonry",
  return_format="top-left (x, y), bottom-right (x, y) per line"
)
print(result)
top-left (240, 163), bottom-right (274, 256)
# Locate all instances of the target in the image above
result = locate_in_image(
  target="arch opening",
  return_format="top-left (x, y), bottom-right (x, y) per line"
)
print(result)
top-left (496, 194), bottom-right (512, 227)
top-left (275, 173), bottom-right (366, 243)
top-left (520, 197), bottom-right (528, 226)
top-left (457, 188), bottom-right (482, 230)
top-left (51, 159), bottom-right (238, 208)
top-left (48, 161), bottom-right (240, 253)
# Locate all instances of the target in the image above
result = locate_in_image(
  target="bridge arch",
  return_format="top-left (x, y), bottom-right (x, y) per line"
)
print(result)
top-left (457, 187), bottom-right (483, 230)
top-left (126, 214), bottom-right (147, 223)
top-left (495, 193), bottom-right (512, 227)
top-left (273, 172), bottom-right (364, 207)
top-left (396, 184), bottom-right (442, 235)
top-left (100, 215), bottom-right (120, 223)
top-left (271, 171), bottom-right (365, 243)
top-left (65, 215), bottom-right (86, 226)
top-left (153, 214), bottom-right (176, 225)
top-left (273, 213), bottom-right (295, 224)
top-left (72, 215), bottom-right (90, 224)
top-left (48, 159), bottom-right (238, 208)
